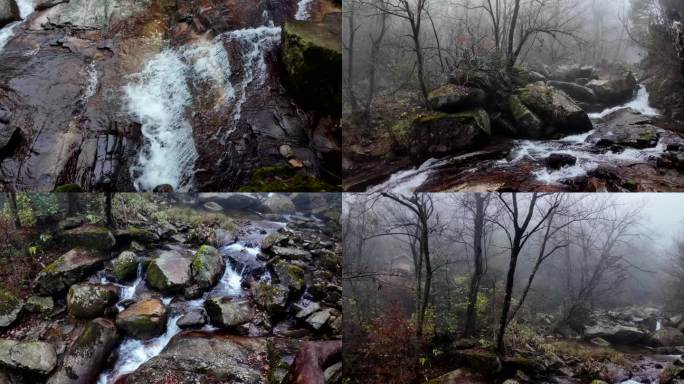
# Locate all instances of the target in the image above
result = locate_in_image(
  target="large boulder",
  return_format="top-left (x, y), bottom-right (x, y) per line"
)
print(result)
top-left (428, 84), bottom-right (486, 112)
top-left (197, 193), bottom-right (265, 211)
top-left (281, 13), bottom-right (342, 116)
top-left (34, 248), bottom-right (110, 295)
top-left (0, 290), bottom-right (22, 328)
top-left (204, 297), bottom-right (255, 328)
top-left (509, 95), bottom-right (543, 137)
top-left (251, 282), bottom-right (289, 315)
top-left (589, 109), bottom-right (660, 149)
top-left (116, 299), bottom-right (167, 340)
top-left (191, 245), bottom-right (225, 290)
top-left (113, 227), bottom-right (159, 245)
top-left (67, 283), bottom-right (118, 318)
top-left (123, 334), bottom-right (271, 384)
top-left (0, 339), bottom-right (57, 375)
top-left (146, 250), bottom-right (192, 293)
top-left (262, 195), bottom-right (295, 214)
top-left (516, 82), bottom-right (593, 138)
top-left (649, 327), bottom-right (684, 347)
top-left (0, 0), bottom-right (20, 28)
top-left (587, 71), bottom-right (638, 106)
top-left (25, 295), bottom-right (54, 315)
top-left (548, 80), bottom-right (597, 104)
top-left (583, 323), bottom-right (648, 344)
top-left (59, 225), bottom-right (115, 251)
top-left (274, 260), bottom-right (306, 292)
top-left (407, 109), bottom-right (491, 165)
top-left (112, 251), bottom-right (139, 281)
top-left (428, 369), bottom-right (488, 384)
top-left (47, 318), bottom-right (118, 384)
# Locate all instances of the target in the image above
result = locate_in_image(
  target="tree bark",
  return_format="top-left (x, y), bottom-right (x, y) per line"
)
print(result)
top-left (464, 194), bottom-right (485, 338)
top-left (105, 193), bottom-right (113, 227)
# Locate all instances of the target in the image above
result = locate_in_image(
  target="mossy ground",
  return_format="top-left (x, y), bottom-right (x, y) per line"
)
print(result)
top-left (239, 166), bottom-right (338, 192)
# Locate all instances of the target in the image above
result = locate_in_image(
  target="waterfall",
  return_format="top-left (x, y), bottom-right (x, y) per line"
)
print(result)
top-left (589, 85), bottom-right (660, 119)
top-left (0, 0), bottom-right (35, 51)
top-left (295, 0), bottom-right (315, 20)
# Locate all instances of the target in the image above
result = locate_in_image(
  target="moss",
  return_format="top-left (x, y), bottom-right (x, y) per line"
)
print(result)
top-left (77, 321), bottom-right (104, 349)
top-left (239, 166), bottom-right (338, 192)
top-left (146, 261), bottom-right (167, 290)
top-left (638, 130), bottom-right (657, 141)
top-left (0, 290), bottom-right (20, 315)
top-left (622, 181), bottom-right (638, 192)
top-left (53, 184), bottom-right (82, 192)
top-left (389, 119), bottom-right (412, 147)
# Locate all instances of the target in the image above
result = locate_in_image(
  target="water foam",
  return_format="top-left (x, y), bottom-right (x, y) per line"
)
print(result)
top-left (0, 0), bottom-right (35, 51)
top-left (295, 0), bottom-right (315, 20)
top-left (367, 158), bottom-right (445, 193)
top-left (126, 51), bottom-right (198, 192)
top-left (589, 85), bottom-right (660, 119)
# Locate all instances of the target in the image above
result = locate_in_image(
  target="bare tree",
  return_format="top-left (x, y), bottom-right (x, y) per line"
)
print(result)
top-left (463, 193), bottom-right (487, 338)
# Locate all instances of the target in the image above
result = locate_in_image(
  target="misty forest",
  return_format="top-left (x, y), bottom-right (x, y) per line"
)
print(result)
top-left (342, 0), bottom-right (684, 192)
top-left (343, 193), bottom-right (684, 384)
top-left (0, 193), bottom-right (342, 383)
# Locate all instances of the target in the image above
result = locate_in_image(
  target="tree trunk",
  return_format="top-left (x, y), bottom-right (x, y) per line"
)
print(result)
top-left (464, 194), bottom-right (485, 338)
top-left (105, 193), bottom-right (113, 227)
top-left (496, 244), bottom-right (520, 354)
top-left (417, 214), bottom-right (432, 338)
top-left (506, 0), bottom-right (522, 69)
top-left (9, 193), bottom-right (20, 228)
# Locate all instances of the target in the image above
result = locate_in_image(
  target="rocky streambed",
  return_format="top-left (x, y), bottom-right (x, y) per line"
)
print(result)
top-left (345, 64), bottom-right (684, 193)
top-left (0, 194), bottom-right (342, 383)
top-left (0, 0), bottom-right (342, 192)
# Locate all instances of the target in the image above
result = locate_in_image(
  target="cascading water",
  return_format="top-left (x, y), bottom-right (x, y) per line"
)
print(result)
top-left (589, 85), bottom-right (660, 119)
top-left (127, 24), bottom-right (281, 190)
top-left (0, 0), bottom-right (35, 51)
top-left (295, 0), bottom-right (315, 21)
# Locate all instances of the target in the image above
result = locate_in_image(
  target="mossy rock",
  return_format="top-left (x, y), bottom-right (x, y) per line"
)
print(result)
top-left (34, 248), bottom-right (110, 295)
top-left (204, 297), bottom-right (255, 327)
top-left (389, 118), bottom-right (412, 148)
top-left (281, 13), bottom-right (342, 116)
top-left (273, 260), bottom-right (305, 292)
top-left (509, 95), bottom-right (542, 137)
top-left (24, 295), bottom-right (54, 315)
top-left (191, 245), bottom-right (225, 289)
top-left (113, 251), bottom-right (139, 281)
top-left (455, 349), bottom-right (502, 375)
top-left (67, 283), bottom-right (118, 318)
top-left (428, 84), bottom-right (486, 112)
top-left (516, 82), bottom-right (592, 137)
top-left (60, 224), bottom-right (116, 251)
top-left (116, 226), bottom-right (159, 244)
top-left (239, 166), bottom-right (338, 192)
top-left (0, 290), bottom-right (22, 328)
top-left (116, 299), bottom-right (167, 340)
top-left (251, 282), bottom-right (289, 315)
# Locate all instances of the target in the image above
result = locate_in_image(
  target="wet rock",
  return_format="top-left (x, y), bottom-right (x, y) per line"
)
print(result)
top-left (428, 84), bottom-right (486, 112)
top-left (0, 339), bottom-right (57, 375)
top-left (146, 250), bottom-right (192, 293)
top-left (46, 318), bottom-right (118, 384)
top-left (408, 109), bottom-right (491, 165)
top-left (0, 0), bottom-right (19, 28)
top-left (548, 80), bottom-right (597, 104)
top-left (177, 308), bottom-right (207, 329)
top-left (24, 296), bottom-right (54, 315)
top-left (261, 232), bottom-right (287, 251)
top-left (263, 195), bottom-right (295, 214)
top-left (34, 248), bottom-right (110, 295)
top-left (650, 327), bottom-right (684, 347)
top-left (587, 71), bottom-right (638, 106)
top-left (281, 13), bottom-right (342, 116)
top-left (33, 0), bottom-right (70, 11)
top-left (279, 144), bottom-right (294, 159)
top-left (190, 245), bottom-right (225, 290)
top-left (295, 302), bottom-right (320, 319)
top-left (272, 246), bottom-right (311, 260)
top-left (114, 227), bottom-right (159, 245)
top-left (549, 64), bottom-right (586, 81)
top-left (583, 323), bottom-right (648, 344)
top-left (67, 283), bottom-right (118, 318)
top-left (274, 260), bottom-right (305, 292)
top-left (116, 298), bottom-right (167, 340)
top-left (306, 308), bottom-right (332, 330)
top-left (454, 349), bottom-right (502, 374)
top-left (204, 297), bottom-right (254, 328)
top-left (112, 251), bottom-right (138, 281)
top-left (510, 94), bottom-right (544, 137)
top-left (203, 201), bottom-right (223, 211)
top-left (545, 154), bottom-right (577, 169)
top-left (324, 361), bottom-right (342, 382)
top-left (0, 290), bottom-right (22, 328)
top-left (152, 185), bottom-right (173, 193)
top-left (60, 225), bottom-right (115, 251)
top-left (198, 194), bottom-right (266, 211)
top-left (124, 334), bottom-right (270, 384)
top-left (251, 282), bottom-right (288, 315)
top-left (30, 0), bottom-right (152, 30)
top-left (591, 109), bottom-right (660, 149)
top-left (516, 82), bottom-right (593, 138)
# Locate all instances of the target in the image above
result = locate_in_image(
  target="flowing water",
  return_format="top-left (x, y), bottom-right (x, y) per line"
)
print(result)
top-left (0, 0), bottom-right (35, 51)
top-left (370, 85), bottom-right (670, 191)
top-left (127, 23), bottom-right (281, 191)
top-left (295, 0), bottom-right (315, 20)
top-left (95, 218), bottom-right (286, 384)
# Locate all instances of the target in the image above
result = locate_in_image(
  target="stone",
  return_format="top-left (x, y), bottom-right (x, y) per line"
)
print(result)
top-left (204, 297), bottom-right (254, 328)
top-left (146, 250), bottom-right (192, 293)
top-left (306, 308), bottom-right (332, 330)
top-left (177, 308), bottom-right (207, 329)
top-left (67, 283), bottom-right (118, 318)
top-left (0, 0), bottom-right (19, 29)
top-left (583, 323), bottom-right (648, 344)
top-left (203, 201), bottom-right (223, 211)
top-left (59, 225), bottom-right (116, 251)
top-left (408, 109), bottom-right (491, 165)
top-left (587, 71), bottom-right (638, 106)
top-left (545, 153), bottom-right (577, 169)
top-left (279, 144), bottom-right (294, 159)
top-left (650, 327), bottom-right (684, 347)
top-left (114, 227), bottom-right (159, 244)
top-left (112, 251), bottom-right (138, 281)
top-left (516, 82), bottom-right (593, 138)
top-left (0, 290), bottom-right (22, 328)
top-left (263, 195), bottom-right (295, 214)
top-left (24, 296), bottom-right (54, 315)
top-left (251, 282), bottom-right (289, 315)
top-left (261, 232), bottom-right (287, 251)
top-left (510, 94), bottom-right (543, 137)
top-left (274, 260), bottom-right (305, 292)
top-left (296, 302), bottom-right (320, 319)
top-left (428, 84), bottom-right (486, 112)
top-left (34, 248), bottom-right (110, 295)
top-left (272, 246), bottom-right (311, 260)
top-left (455, 349), bottom-right (502, 374)
top-left (191, 245), bottom-right (225, 290)
top-left (281, 13), bottom-right (342, 116)
top-left (46, 318), bottom-right (118, 384)
top-left (116, 299), bottom-right (167, 340)
top-left (548, 80), bottom-right (597, 104)
top-left (58, 216), bottom-right (84, 231)
top-left (0, 339), bottom-right (57, 375)
top-left (428, 369), bottom-right (488, 384)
